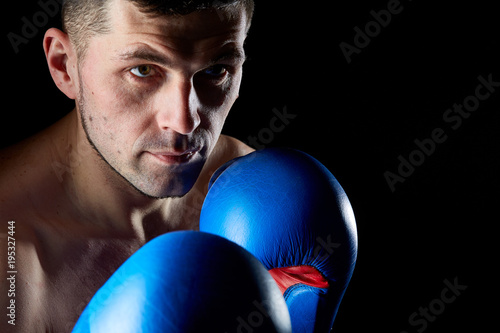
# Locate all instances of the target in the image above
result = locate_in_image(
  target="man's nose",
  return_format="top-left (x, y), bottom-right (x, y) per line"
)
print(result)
top-left (155, 77), bottom-right (201, 135)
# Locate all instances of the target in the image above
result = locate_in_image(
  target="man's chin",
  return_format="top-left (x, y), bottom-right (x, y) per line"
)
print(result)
top-left (129, 178), bottom-right (195, 200)
top-left (129, 162), bottom-right (205, 199)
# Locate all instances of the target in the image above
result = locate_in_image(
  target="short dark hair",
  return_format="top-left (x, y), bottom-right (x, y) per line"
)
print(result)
top-left (62, 0), bottom-right (254, 59)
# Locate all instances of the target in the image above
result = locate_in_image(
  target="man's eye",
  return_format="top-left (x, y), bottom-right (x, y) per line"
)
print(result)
top-left (130, 65), bottom-right (154, 78)
top-left (203, 65), bottom-right (228, 77)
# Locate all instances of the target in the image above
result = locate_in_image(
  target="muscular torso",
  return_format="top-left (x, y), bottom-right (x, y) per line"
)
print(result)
top-left (0, 112), bottom-right (252, 332)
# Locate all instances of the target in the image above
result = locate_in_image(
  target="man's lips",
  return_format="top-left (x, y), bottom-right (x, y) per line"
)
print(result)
top-left (147, 149), bottom-right (199, 165)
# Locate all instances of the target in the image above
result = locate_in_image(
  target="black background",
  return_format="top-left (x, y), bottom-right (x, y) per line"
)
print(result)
top-left (3, 1), bottom-right (498, 332)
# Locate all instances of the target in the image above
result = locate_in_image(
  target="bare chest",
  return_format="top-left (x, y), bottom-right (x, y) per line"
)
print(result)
top-left (16, 234), bottom-right (139, 332)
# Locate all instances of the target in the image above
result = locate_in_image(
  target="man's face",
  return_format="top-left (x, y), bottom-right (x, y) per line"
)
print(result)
top-left (75, 0), bottom-right (248, 198)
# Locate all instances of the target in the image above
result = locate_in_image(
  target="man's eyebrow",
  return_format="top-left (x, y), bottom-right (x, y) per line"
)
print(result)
top-left (115, 46), bottom-right (246, 67)
top-left (115, 47), bottom-right (172, 66)
top-left (209, 48), bottom-right (247, 66)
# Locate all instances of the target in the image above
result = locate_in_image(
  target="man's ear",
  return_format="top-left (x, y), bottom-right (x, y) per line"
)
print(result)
top-left (43, 28), bottom-right (78, 100)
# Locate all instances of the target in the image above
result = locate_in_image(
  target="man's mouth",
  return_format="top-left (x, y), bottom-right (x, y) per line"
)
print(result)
top-left (147, 149), bottom-right (199, 165)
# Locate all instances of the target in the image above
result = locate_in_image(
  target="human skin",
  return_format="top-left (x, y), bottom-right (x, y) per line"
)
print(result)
top-left (0, 1), bottom-right (253, 331)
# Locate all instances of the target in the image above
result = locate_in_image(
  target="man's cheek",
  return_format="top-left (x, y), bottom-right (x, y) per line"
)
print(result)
top-left (101, 82), bottom-right (154, 121)
top-left (90, 91), bottom-right (146, 144)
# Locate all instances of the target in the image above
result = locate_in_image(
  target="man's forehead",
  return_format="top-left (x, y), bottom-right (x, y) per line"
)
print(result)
top-left (110, 0), bottom-right (248, 45)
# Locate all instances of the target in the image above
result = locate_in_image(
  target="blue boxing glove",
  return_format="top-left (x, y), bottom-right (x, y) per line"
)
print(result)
top-left (200, 148), bottom-right (358, 332)
top-left (72, 231), bottom-right (291, 333)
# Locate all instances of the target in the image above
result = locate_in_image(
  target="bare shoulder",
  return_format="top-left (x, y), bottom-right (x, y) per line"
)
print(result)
top-left (0, 141), bottom-right (28, 184)
top-left (0, 142), bottom-right (33, 220)
top-left (0, 136), bottom-right (48, 221)
top-left (203, 134), bottom-right (255, 175)
top-left (204, 135), bottom-right (255, 175)
top-left (190, 135), bottom-right (254, 198)
top-left (214, 134), bottom-right (255, 161)
top-left (0, 112), bottom-right (71, 201)
top-left (0, 130), bottom-right (53, 187)
top-left (0, 112), bottom-right (70, 210)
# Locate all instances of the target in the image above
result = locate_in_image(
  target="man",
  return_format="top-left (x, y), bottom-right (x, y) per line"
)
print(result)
top-left (0, 0), bottom-right (255, 331)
